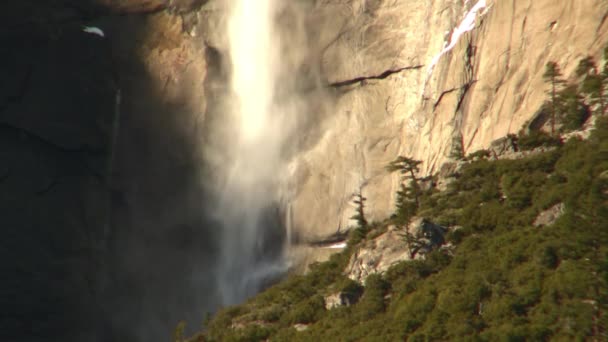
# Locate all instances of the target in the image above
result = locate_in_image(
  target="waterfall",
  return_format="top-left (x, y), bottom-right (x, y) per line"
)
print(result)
top-left (214, 0), bottom-right (290, 305)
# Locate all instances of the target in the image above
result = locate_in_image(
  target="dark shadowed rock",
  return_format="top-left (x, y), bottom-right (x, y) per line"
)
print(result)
top-left (489, 135), bottom-right (519, 157)
top-left (324, 291), bottom-right (361, 310)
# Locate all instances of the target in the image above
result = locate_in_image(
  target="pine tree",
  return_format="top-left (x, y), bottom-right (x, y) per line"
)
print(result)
top-left (543, 61), bottom-right (566, 135)
top-left (558, 84), bottom-right (589, 131)
top-left (576, 55), bottom-right (607, 116)
top-left (386, 156), bottom-right (423, 224)
top-left (449, 134), bottom-right (465, 160)
top-left (350, 188), bottom-right (368, 231)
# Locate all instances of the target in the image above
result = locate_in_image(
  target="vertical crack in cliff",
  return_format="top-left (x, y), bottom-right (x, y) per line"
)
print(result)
top-left (433, 81), bottom-right (477, 111)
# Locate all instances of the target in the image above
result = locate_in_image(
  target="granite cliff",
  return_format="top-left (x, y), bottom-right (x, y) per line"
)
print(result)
top-left (285, 0), bottom-right (608, 240)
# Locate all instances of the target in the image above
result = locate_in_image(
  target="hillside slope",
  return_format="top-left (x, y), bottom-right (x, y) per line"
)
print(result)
top-left (190, 115), bottom-right (608, 341)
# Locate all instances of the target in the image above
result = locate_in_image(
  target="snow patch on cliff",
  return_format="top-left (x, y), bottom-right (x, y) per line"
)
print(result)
top-left (425, 0), bottom-right (489, 86)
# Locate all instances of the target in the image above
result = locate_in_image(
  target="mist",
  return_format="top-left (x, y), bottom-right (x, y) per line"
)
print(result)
top-left (94, 0), bottom-right (332, 340)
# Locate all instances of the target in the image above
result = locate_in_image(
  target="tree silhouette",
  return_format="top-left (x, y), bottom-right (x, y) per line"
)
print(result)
top-left (543, 61), bottom-right (566, 135)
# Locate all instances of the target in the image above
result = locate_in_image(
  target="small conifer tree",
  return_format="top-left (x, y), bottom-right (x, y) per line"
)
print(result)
top-left (558, 84), bottom-right (589, 131)
top-left (386, 156), bottom-right (423, 224)
top-left (576, 54), bottom-right (607, 116)
top-left (449, 134), bottom-right (465, 160)
top-left (351, 188), bottom-right (368, 230)
top-left (543, 61), bottom-right (566, 135)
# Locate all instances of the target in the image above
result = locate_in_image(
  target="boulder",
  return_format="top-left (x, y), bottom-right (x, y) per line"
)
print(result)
top-left (534, 203), bottom-right (565, 227)
top-left (489, 135), bottom-right (519, 157)
top-left (408, 217), bottom-right (447, 254)
top-left (293, 323), bottom-right (309, 332)
top-left (324, 291), bottom-right (360, 310)
top-left (345, 219), bottom-right (446, 283)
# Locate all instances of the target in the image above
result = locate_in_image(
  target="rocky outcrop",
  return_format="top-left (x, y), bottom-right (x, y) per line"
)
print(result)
top-left (345, 227), bottom-right (411, 284)
top-left (534, 203), bottom-right (565, 227)
top-left (345, 219), bottom-right (446, 283)
top-left (293, 323), bottom-right (310, 332)
top-left (324, 291), bottom-right (361, 310)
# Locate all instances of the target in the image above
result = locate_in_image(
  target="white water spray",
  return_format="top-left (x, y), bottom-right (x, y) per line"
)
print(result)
top-left (214, 0), bottom-right (292, 305)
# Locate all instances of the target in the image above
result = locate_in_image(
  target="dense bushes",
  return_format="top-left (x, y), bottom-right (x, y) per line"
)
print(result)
top-left (518, 130), bottom-right (563, 150)
top-left (194, 117), bottom-right (608, 342)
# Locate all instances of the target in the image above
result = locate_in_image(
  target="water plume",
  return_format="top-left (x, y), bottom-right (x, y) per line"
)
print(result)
top-left (213, 0), bottom-right (292, 305)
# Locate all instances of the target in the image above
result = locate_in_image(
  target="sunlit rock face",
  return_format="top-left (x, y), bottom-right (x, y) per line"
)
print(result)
top-left (284, 0), bottom-right (608, 241)
top-left (178, 0), bottom-right (608, 269)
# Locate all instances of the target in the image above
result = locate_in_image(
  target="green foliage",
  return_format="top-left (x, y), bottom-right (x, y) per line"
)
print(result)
top-left (518, 130), bottom-right (562, 151)
top-left (557, 84), bottom-right (590, 132)
top-left (576, 54), bottom-right (607, 116)
top-left (173, 321), bottom-right (186, 342)
top-left (283, 295), bottom-right (325, 324)
top-left (386, 156), bottom-right (424, 225)
top-left (349, 189), bottom-right (369, 244)
top-left (337, 277), bottom-right (364, 299)
top-left (199, 113), bottom-right (608, 342)
top-left (342, 274), bottom-right (388, 322)
top-left (385, 156), bottom-right (422, 176)
top-left (541, 52), bottom-right (608, 135)
top-left (544, 61), bottom-right (567, 135)
top-left (449, 134), bottom-right (466, 160)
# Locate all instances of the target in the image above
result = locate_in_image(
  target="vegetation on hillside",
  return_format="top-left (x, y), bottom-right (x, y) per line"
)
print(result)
top-left (182, 116), bottom-right (607, 341)
top-left (179, 55), bottom-right (608, 342)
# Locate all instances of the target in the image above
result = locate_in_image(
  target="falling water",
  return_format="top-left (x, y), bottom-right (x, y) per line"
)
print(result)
top-left (214, 0), bottom-right (290, 305)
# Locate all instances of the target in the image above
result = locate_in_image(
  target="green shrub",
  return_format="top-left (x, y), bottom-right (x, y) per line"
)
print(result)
top-left (284, 295), bottom-right (325, 324)
top-left (199, 109), bottom-right (608, 341)
top-left (518, 130), bottom-right (562, 150)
